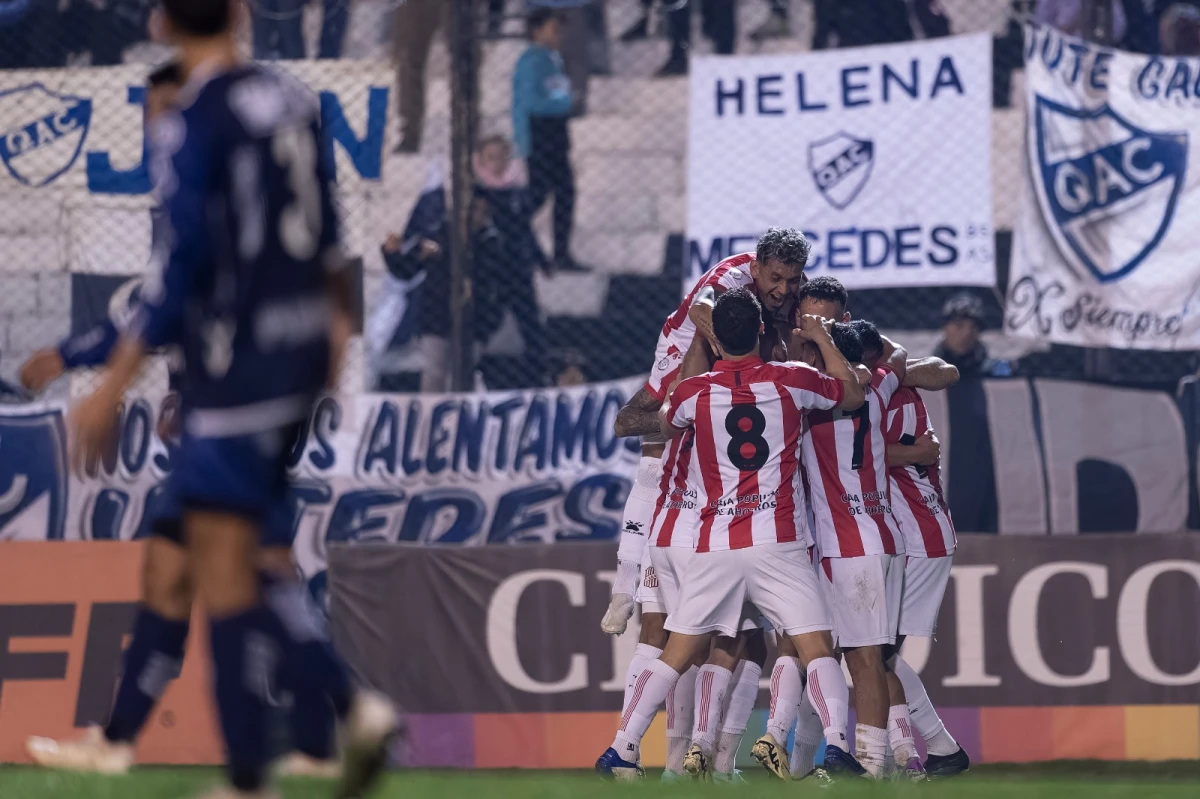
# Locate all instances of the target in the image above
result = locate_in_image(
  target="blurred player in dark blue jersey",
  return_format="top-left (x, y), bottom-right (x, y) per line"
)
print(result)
top-left (24, 60), bottom-right (341, 783)
top-left (69, 1), bottom-right (396, 796)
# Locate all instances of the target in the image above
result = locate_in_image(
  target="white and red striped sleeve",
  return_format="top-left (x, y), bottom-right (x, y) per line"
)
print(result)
top-left (871, 365), bottom-right (901, 406)
top-left (667, 376), bottom-right (706, 430)
top-left (884, 396), bottom-right (919, 445)
top-left (713, 265), bottom-right (753, 292)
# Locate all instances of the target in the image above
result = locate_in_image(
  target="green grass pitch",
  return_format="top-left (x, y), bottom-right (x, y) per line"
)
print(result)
top-left (3, 763), bottom-right (1200, 798)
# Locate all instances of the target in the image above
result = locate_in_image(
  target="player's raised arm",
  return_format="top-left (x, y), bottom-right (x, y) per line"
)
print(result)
top-left (687, 284), bottom-right (721, 350)
top-left (878, 334), bottom-right (908, 386)
top-left (902, 356), bottom-right (959, 391)
top-left (615, 387), bottom-right (663, 438)
top-left (796, 314), bottom-right (864, 411)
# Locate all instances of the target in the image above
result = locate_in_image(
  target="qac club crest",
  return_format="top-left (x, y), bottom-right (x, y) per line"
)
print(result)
top-left (1032, 96), bottom-right (1187, 284)
top-left (0, 82), bottom-right (93, 188)
top-left (808, 132), bottom-right (874, 210)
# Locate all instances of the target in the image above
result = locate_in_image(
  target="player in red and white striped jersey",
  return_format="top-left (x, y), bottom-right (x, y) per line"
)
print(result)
top-left (853, 320), bottom-right (971, 778)
top-left (597, 288), bottom-right (871, 781)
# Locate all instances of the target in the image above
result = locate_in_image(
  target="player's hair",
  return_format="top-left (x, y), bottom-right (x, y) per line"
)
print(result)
top-left (148, 61), bottom-right (182, 88)
top-left (830, 322), bottom-right (864, 364)
top-left (798, 276), bottom-right (848, 311)
top-left (162, 0), bottom-right (232, 36)
top-left (713, 288), bottom-right (762, 357)
top-left (849, 319), bottom-right (883, 360)
top-left (756, 227), bottom-right (811, 270)
top-left (527, 7), bottom-right (561, 36)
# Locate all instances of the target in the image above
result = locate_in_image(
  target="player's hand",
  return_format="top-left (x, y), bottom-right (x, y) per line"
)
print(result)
top-left (853, 364), bottom-right (872, 387)
top-left (913, 431), bottom-right (941, 465)
top-left (382, 233), bottom-right (403, 253)
top-left (794, 314), bottom-right (832, 343)
top-left (419, 238), bottom-right (441, 260)
top-left (19, 349), bottom-right (65, 393)
top-left (69, 387), bottom-right (122, 476)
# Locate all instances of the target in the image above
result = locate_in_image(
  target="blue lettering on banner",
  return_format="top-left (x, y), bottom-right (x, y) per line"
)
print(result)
top-left (0, 409), bottom-right (69, 540)
top-left (712, 55), bottom-right (964, 117)
top-left (86, 86), bottom-right (150, 195)
top-left (426, 400), bottom-right (456, 475)
top-left (455, 399), bottom-right (488, 473)
top-left (398, 489), bottom-right (487, 543)
top-left (90, 489), bottom-right (129, 541)
top-left (319, 87), bottom-right (387, 181)
top-left (488, 481), bottom-right (562, 543)
top-left (0, 83), bottom-right (92, 188)
top-left (327, 488), bottom-right (405, 543)
top-left (561, 473), bottom-right (629, 541)
top-left (553, 394), bottom-right (595, 468)
top-left (1025, 24), bottom-right (1114, 94)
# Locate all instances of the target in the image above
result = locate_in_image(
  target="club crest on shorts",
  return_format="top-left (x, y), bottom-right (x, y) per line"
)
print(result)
top-left (0, 83), bottom-right (92, 188)
top-left (1032, 96), bottom-right (1187, 284)
top-left (808, 131), bottom-right (874, 210)
top-left (0, 410), bottom-right (69, 540)
top-left (643, 567), bottom-right (658, 589)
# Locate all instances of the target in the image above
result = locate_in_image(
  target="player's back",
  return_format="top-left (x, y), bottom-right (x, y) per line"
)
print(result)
top-left (161, 64), bottom-right (337, 419)
top-left (664, 356), bottom-right (844, 553)
top-left (802, 366), bottom-right (903, 557)
top-left (884, 387), bottom-right (956, 557)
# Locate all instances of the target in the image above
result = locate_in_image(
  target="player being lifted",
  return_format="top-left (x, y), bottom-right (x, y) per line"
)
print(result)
top-left (596, 288), bottom-right (869, 781)
top-left (601, 228), bottom-right (809, 777)
top-left (69, 1), bottom-right (396, 796)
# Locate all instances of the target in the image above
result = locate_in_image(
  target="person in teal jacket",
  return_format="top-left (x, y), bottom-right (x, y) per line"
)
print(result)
top-left (511, 8), bottom-right (589, 272)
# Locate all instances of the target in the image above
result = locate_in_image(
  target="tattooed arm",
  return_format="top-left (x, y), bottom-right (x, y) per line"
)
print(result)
top-left (614, 387), bottom-right (663, 438)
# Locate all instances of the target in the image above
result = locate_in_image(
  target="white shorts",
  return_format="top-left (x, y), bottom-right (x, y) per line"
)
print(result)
top-left (818, 554), bottom-right (904, 648)
top-left (666, 542), bottom-right (832, 638)
top-left (898, 555), bottom-right (952, 638)
top-left (644, 336), bottom-right (685, 402)
top-left (636, 546), bottom-right (692, 616)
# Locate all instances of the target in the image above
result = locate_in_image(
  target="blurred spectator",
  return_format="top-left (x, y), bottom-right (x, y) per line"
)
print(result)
top-left (993, 1), bottom-right (1033, 108)
top-left (813, 0), bottom-right (948, 49)
top-left (0, 0), bottom-right (66, 68)
top-left (658, 0), bottom-right (735, 77)
top-left (378, 170), bottom-right (453, 392)
top-left (393, 0), bottom-right (447, 153)
top-left (552, 350), bottom-right (587, 386)
top-left (472, 134), bottom-right (550, 386)
top-left (751, 0), bottom-right (792, 41)
top-left (529, 0), bottom-right (609, 111)
top-left (76, 0), bottom-right (153, 65)
top-left (1159, 2), bottom-right (1200, 54)
top-left (252, 0), bottom-right (348, 60)
top-left (1034, 0), bottom-right (1127, 41)
top-left (619, 0), bottom-right (655, 41)
top-left (934, 294), bottom-right (1012, 378)
top-left (513, 8), bottom-right (590, 273)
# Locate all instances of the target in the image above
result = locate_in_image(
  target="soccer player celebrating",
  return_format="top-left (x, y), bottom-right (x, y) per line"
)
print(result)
top-left (857, 319), bottom-right (970, 778)
top-left (68, 1), bottom-right (396, 796)
top-left (595, 288), bottom-right (868, 781)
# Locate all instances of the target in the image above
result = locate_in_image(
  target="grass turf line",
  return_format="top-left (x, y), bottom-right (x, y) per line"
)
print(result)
top-left (2, 766), bottom-right (1200, 798)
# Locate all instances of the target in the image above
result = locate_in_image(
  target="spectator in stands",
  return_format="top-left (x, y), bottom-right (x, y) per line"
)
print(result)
top-left (472, 134), bottom-right (550, 386)
top-left (252, 0), bottom-right (348, 60)
top-left (657, 0), bottom-right (735, 76)
top-left (529, 0), bottom-right (611, 107)
top-left (752, 0), bottom-right (793, 41)
top-left (1034, 0), bottom-right (1127, 41)
top-left (393, 0), bottom-right (446, 153)
top-left (619, 0), bottom-right (655, 41)
top-left (0, 0), bottom-right (61, 69)
top-left (813, 0), bottom-right (948, 49)
top-left (1158, 2), bottom-right (1200, 54)
top-left (934, 293), bottom-right (1012, 378)
top-left (513, 8), bottom-right (590, 273)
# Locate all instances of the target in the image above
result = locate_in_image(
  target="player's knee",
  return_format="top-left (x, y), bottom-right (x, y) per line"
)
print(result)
top-left (141, 538), bottom-right (193, 621)
top-left (187, 511), bottom-right (260, 614)
top-left (639, 612), bottom-right (669, 648)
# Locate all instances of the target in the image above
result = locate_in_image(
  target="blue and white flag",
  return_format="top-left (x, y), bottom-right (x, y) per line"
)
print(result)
top-left (1007, 23), bottom-right (1200, 350)
top-left (685, 33), bottom-right (995, 289)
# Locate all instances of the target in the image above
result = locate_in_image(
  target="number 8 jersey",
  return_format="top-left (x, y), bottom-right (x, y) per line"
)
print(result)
top-left (657, 356), bottom-right (845, 553)
top-left (802, 365), bottom-right (905, 558)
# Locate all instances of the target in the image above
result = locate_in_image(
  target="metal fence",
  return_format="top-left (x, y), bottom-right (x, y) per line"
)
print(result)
top-left (0, 0), bottom-right (1193, 405)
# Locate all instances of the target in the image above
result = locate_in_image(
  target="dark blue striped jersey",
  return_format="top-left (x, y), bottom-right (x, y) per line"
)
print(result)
top-left (134, 63), bottom-right (341, 435)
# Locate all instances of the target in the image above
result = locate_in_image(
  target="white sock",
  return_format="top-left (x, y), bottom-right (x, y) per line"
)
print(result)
top-left (765, 656), bottom-right (803, 743)
top-left (664, 665), bottom-right (697, 774)
top-left (712, 660), bottom-right (760, 774)
top-left (714, 731), bottom-right (743, 775)
top-left (893, 656), bottom-right (959, 757)
top-left (791, 687), bottom-right (824, 776)
top-left (806, 657), bottom-right (849, 752)
top-left (623, 643), bottom-right (663, 711)
top-left (613, 558), bottom-right (640, 597)
top-left (691, 664), bottom-right (733, 756)
top-left (888, 704), bottom-right (918, 765)
top-left (613, 659), bottom-right (680, 761)
top-left (855, 724), bottom-right (888, 778)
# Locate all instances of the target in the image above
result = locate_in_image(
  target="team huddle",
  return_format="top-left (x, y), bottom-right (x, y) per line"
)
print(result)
top-left (597, 229), bottom-right (967, 782)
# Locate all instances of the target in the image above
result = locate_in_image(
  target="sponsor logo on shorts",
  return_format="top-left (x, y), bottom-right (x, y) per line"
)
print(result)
top-left (643, 567), bottom-right (658, 589)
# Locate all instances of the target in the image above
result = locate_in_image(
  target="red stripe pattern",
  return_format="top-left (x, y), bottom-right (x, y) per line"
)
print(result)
top-left (882, 387), bottom-right (956, 557)
top-left (809, 669), bottom-right (830, 730)
top-left (620, 670), bottom-right (652, 731)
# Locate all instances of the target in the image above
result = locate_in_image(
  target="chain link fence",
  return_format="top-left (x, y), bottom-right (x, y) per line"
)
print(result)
top-left (0, 0), bottom-right (1194, 405)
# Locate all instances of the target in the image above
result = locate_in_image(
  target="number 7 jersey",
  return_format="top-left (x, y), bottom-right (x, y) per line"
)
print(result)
top-left (802, 365), bottom-right (905, 558)
top-left (656, 355), bottom-right (845, 553)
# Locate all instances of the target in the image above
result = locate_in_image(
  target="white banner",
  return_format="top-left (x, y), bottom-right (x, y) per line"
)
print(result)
top-left (686, 33), bottom-right (994, 289)
top-left (0, 379), bottom-right (643, 578)
top-left (1007, 24), bottom-right (1200, 349)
